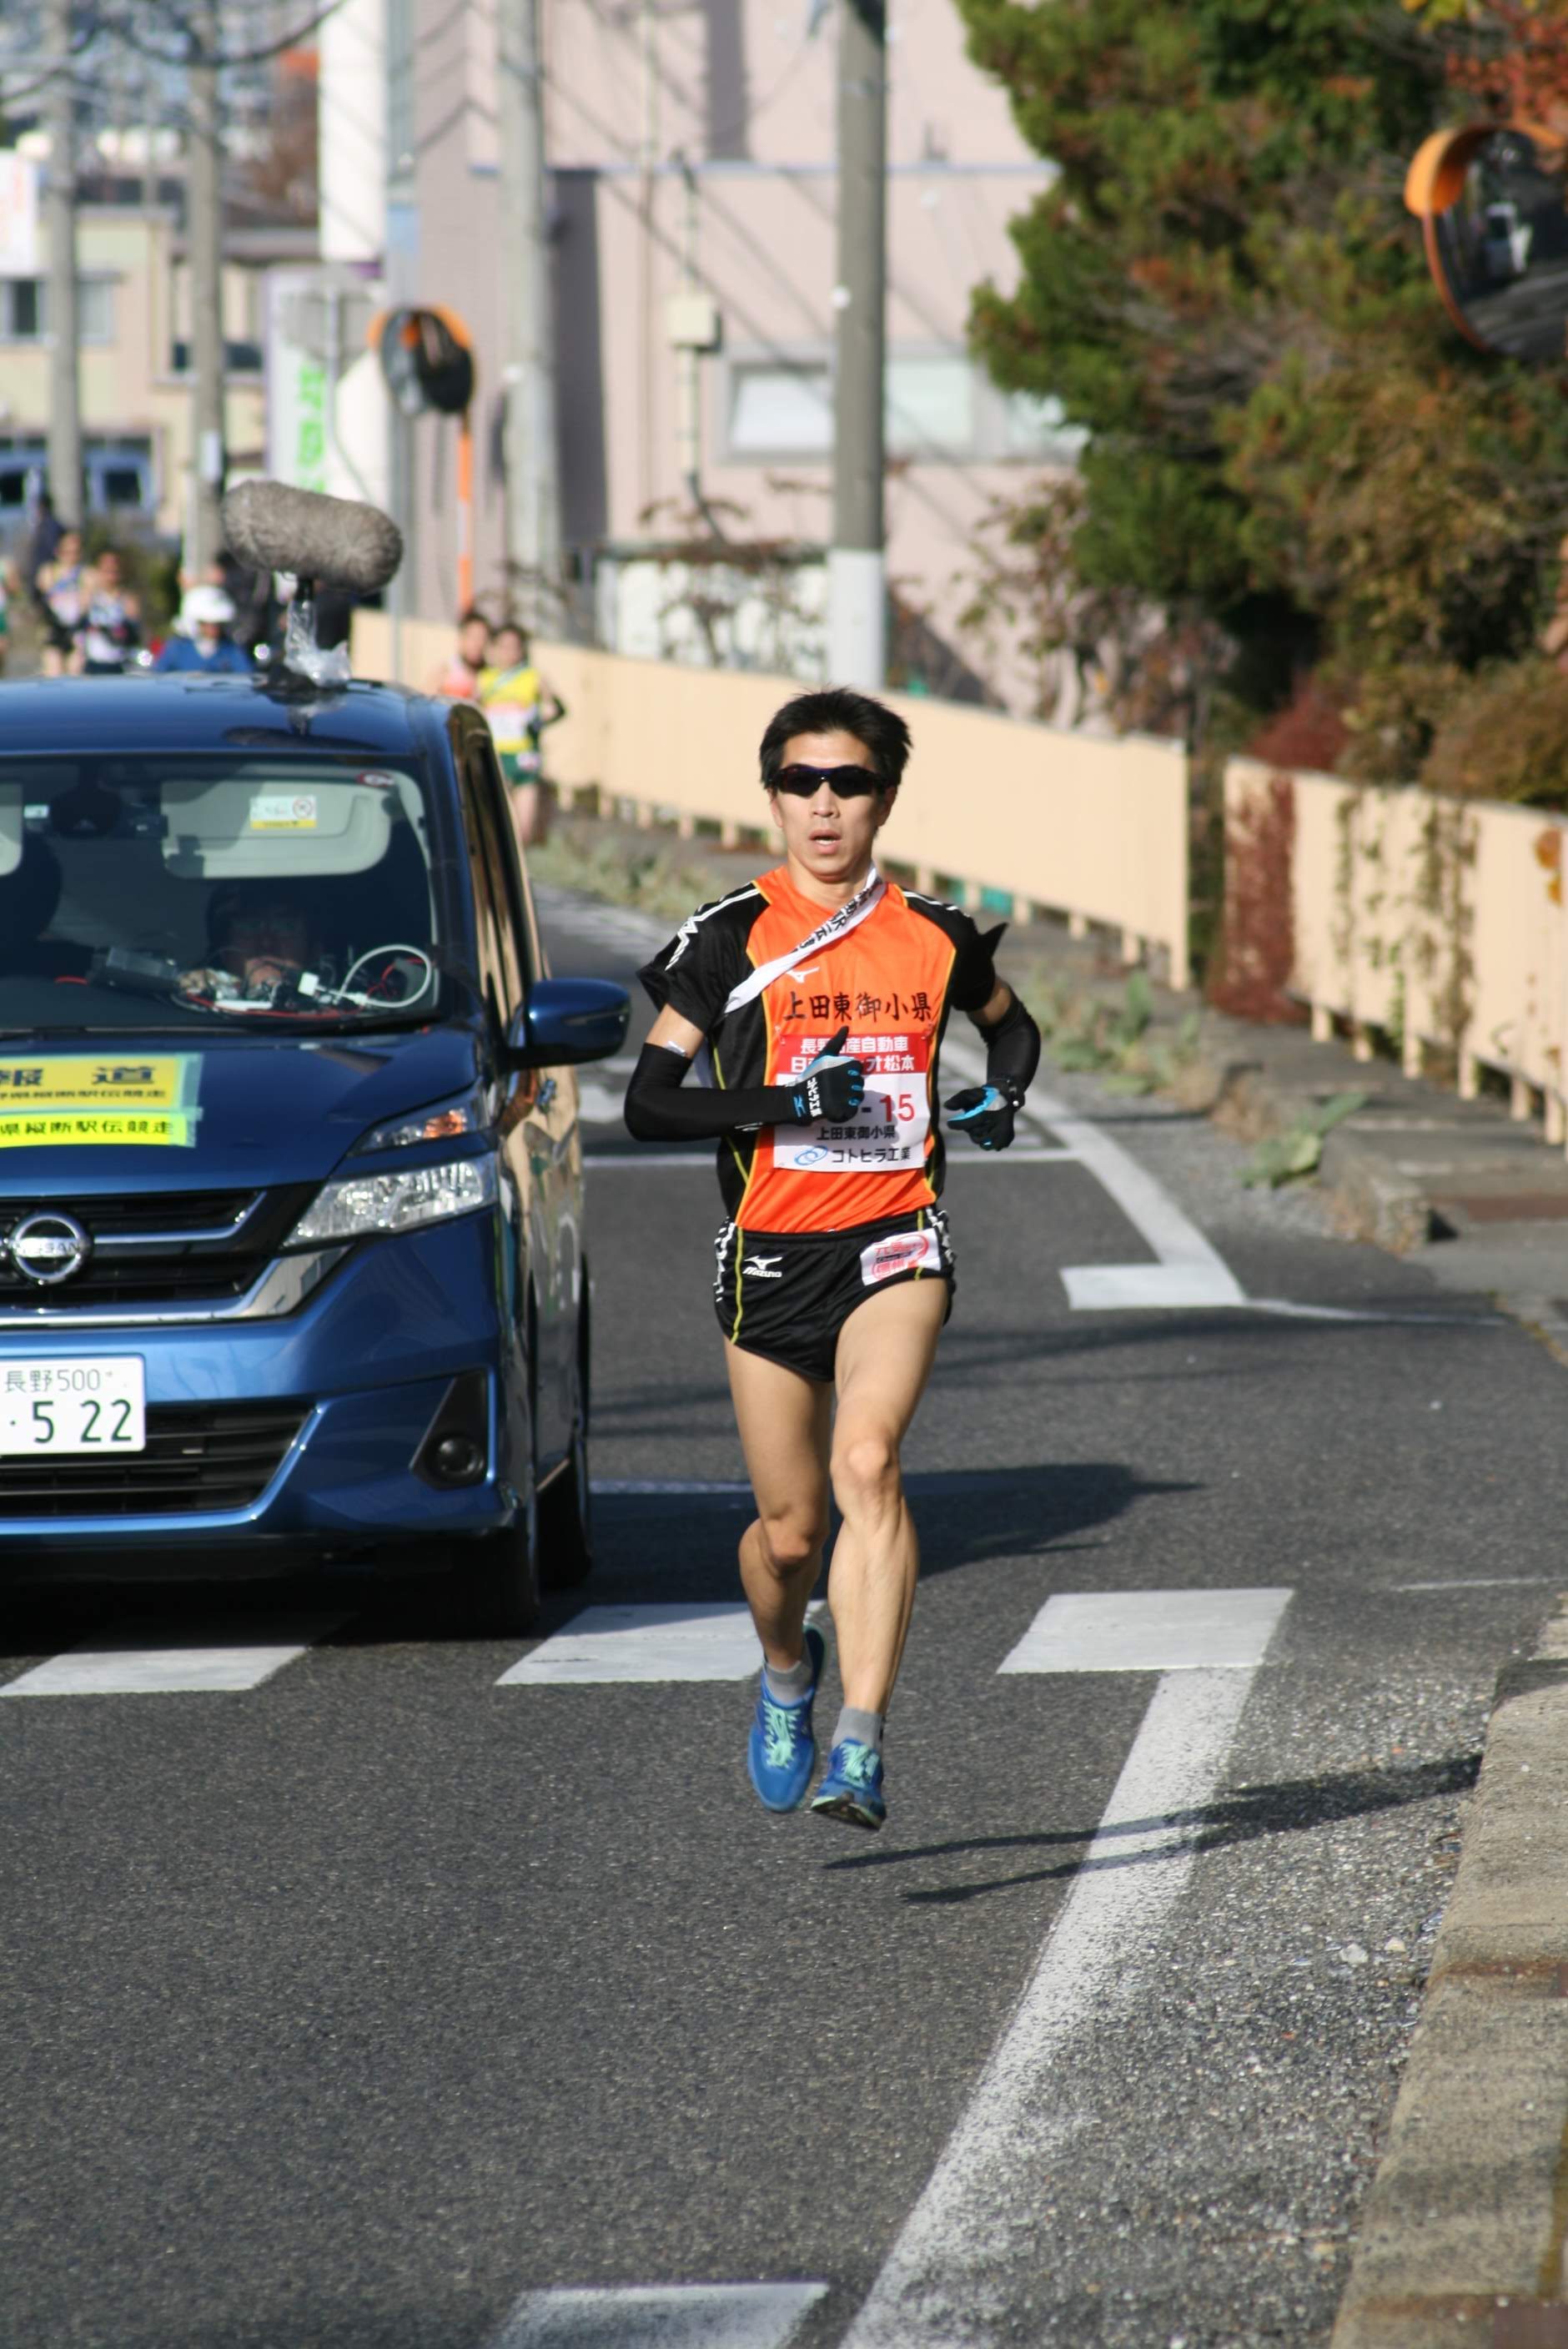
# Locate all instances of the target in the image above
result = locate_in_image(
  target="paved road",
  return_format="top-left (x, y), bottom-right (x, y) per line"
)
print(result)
top-left (2, 885), bottom-right (1563, 2349)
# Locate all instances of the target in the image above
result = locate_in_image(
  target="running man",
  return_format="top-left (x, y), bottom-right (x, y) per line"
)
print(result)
top-left (624, 687), bottom-right (1040, 1828)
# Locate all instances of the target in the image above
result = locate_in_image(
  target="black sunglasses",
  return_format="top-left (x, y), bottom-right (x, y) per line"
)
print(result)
top-left (771, 763), bottom-right (887, 799)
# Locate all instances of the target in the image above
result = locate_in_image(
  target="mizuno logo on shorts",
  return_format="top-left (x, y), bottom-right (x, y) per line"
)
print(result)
top-left (742, 1255), bottom-right (783, 1279)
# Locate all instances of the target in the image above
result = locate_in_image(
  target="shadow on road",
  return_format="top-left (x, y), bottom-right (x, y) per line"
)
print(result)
top-left (822, 1749), bottom-right (1480, 1904)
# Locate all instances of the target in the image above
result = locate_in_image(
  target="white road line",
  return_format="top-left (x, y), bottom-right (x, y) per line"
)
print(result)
top-left (940, 1039), bottom-right (1245, 1312)
top-left (492, 2282), bottom-right (828, 2349)
top-left (593, 1478), bottom-right (753, 1495)
top-left (1393, 1576), bottom-right (1566, 1592)
top-left (0, 1619), bottom-right (345, 1698)
top-left (842, 1587), bottom-right (1291, 2349)
top-left (495, 1601), bottom-right (824, 1687)
top-left (998, 1587), bottom-right (1293, 1675)
top-left (575, 1080), bottom-right (624, 1124)
top-left (1032, 1089), bottom-right (1243, 1310)
top-left (583, 1150), bottom-right (712, 1169)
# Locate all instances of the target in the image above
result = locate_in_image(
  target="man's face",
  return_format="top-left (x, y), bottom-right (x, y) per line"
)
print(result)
top-left (460, 620), bottom-right (490, 666)
top-left (98, 553), bottom-right (119, 587)
top-left (58, 533), bottom-right (82, 567)
top-left (768, 728), bottom-right (891, 888)
top-left (217, 901), bottom-right (310, 985)
top-left (494, 631), bottom-right (527, 667)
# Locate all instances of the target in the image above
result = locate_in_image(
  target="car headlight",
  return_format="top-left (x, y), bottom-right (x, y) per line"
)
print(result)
top-left (353, 1089), bottom-right (489, 1154)
top-left (288, 1154), bottom-right (497, 1245)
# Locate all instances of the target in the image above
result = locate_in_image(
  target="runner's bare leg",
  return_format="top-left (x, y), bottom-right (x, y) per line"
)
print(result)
top-left (828, 1277), bottom-right (947, 1714)
top-left (725, 1342), bottom-right (832, 1672)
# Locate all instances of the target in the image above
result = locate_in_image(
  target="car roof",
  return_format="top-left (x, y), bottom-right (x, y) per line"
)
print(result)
top-left (0, 674), bottom-right (438, 759)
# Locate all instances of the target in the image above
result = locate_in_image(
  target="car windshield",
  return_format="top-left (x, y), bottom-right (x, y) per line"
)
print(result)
top-left (0, 755), bottom-right (459, 1034)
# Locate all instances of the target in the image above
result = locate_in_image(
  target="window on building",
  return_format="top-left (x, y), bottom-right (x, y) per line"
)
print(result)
top-left (886, 354), bottom-right (975, 458)
top-left (0, 276), bottom-right (115, 344)
top-left (169, 337), bottom-right (264, 376)
top-left (721, 350), bottom-right (1088, 469)
top-left (0, 279), bottom-right (42, 340)
top-left (727, 361), bottom-right (832, 457)
top-left (78, 277), bottom-right (114, 344)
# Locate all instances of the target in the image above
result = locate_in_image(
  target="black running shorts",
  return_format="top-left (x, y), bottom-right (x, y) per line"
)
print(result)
top-left (712, 1206), bottom-right (954, 1385)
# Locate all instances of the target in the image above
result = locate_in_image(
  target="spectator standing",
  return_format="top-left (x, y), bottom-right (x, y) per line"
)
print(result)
top-left (427, 608), bottom-right (490, 699)
top-left (153, 584), bottom-right (253, 673)
top-left (477, 620), bottom-right (566, 849)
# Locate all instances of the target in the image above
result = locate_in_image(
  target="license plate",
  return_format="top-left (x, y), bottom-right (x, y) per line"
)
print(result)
top-left (0, 1357), bottom-right (146, 1456)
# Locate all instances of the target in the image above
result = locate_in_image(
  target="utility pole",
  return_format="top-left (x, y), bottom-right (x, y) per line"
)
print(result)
top-left (829, 0), bottom-right (887, 689)
top-left (188, 0), bottom-right (226, 571)
top-left (498, 0), bottom-right (563, 634)
top-left (43, 0), bottom-right (81, 527)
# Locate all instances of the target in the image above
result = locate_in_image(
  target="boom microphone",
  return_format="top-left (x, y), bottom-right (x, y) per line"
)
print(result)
top-left (220, 480), bottom-right (403, 596)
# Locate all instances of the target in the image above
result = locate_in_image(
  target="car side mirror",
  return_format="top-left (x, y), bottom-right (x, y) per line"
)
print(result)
top-left (505, 977), bottom-right (630, 1069)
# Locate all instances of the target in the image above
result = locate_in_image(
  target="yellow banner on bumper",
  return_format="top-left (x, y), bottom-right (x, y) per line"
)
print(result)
top-left (0, 1113), bottom-right (199, 1149)
top-left (0, 1057), bottom-right (204, 1145)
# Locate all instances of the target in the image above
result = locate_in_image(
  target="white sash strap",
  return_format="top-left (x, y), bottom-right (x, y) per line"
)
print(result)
top-left (722, 865), bottom-right (886, 1017)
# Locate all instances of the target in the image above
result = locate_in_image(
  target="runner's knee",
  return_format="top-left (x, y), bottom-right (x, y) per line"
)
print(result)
top-left (756, 1511), bottom-right (827, 1578)
top-left (831, 1430), bottom-right (901, 1517)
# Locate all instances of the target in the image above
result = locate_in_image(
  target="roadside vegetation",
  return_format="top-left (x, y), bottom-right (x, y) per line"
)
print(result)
top-left (953, 0), bottom-right (1568, 813)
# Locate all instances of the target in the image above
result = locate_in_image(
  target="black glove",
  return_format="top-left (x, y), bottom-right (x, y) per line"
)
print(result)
top-left (944, 1081), bottom-right (1022, 1151)
top-left (787, 1025), bottom-right (867, 1124)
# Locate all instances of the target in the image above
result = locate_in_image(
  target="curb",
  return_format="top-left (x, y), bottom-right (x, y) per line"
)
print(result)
top-left (1313, 1129), bottom-right (1434, 1255)
top-left (1331, 1597), bottom-right (1568, 2347)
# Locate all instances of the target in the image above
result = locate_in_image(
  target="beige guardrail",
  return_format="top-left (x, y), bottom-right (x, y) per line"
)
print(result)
top-left (354, 613), bottom-right (1192, 988)
top-left (1227, 757), bottom-right (1568, 1150)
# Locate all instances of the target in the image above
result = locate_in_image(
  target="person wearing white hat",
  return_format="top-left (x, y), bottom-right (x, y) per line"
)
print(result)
top-left (154, 584), bottom-right (253, 673)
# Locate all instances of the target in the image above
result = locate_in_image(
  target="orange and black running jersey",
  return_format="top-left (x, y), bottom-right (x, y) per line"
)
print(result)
top-left (639, 864), bottom-right (996, 1235)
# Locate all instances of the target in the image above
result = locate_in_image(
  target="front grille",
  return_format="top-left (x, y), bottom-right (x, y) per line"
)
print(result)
top-left (0, 1187), bottom-right (318, 1313)
top-left (0, 1401), bottom-right (307, 1517)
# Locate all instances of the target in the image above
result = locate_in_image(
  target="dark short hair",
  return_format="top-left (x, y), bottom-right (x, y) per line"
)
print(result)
top-left (493, 619), bottom-right (530, 651)
top-left (758, 687), bottom-right (912, 791)
top-left (457, 606), bottom-right (490, 631)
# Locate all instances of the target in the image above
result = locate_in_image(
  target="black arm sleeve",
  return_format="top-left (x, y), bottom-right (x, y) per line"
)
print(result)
top-left (623, 1044), bottom-right (802, 1143)
top-left (972, 987), bottom-right (1041, 1101)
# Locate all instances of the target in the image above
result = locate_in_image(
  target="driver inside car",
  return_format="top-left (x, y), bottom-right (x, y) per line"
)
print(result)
top-left (180, 888), bottom-right (319, 1002)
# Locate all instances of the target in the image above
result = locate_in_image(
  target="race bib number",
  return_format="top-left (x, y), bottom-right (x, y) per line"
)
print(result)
top-left (772, 1031), bottom-right (930, 1178)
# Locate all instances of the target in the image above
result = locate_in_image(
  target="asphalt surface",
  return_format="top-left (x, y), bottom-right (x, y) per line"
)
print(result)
top-left (3, 883), bottom-right (1565, 2348)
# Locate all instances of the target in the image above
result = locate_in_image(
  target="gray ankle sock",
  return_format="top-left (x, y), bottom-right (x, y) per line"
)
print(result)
top-left (763, 1648), bottom-right (815, 1704)
top-left (834, 1706), bottom-right (882, 1753)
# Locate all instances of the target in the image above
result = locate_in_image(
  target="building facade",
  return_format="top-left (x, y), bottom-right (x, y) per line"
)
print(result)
top-left (0, 185), bottom-right (314, 551)
top-left (339, 0), bottom-right (1068, 705)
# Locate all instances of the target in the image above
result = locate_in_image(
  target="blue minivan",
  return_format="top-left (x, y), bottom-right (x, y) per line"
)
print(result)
top-left (0, 674), bottom-right (628, 1629)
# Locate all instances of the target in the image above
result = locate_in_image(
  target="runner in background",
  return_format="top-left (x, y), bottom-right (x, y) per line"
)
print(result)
top-left (76, 548), bottom-right (142, 675)
top-left (426, 608), bottom-right (490, 700)
top-left (624, 687), bottom-right (1042, 1830)
top-left (477, 620), bottom-right (566, 850)
top-left (33, 528), bottom-right (88, 677)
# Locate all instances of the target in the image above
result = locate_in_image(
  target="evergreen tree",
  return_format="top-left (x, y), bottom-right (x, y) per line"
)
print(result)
top-left (957, 0), bottom-right (1568, 789)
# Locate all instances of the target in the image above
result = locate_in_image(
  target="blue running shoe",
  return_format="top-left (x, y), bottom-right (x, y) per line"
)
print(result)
top-left (810, 1738), bottom-right (886, 1831)
top-left (746, 1625), bottom-right (826, 1813)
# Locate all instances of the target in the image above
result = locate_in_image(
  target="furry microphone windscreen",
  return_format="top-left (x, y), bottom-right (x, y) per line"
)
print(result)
top-left (221, 481), bottom-right (404, 595)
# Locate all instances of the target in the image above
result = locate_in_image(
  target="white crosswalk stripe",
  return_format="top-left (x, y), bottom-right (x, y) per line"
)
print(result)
top-left (0, 1617), bottom-right (347, 1697)
top-left (492, 2282), bottom-right (828, 2349)
top-left (998, 1587), bottom-right (1292, 1674)
top-left (0, 1587), bottom-right (1295, 1698)
top-left (496, 1601), bottom-right (823, 1687)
